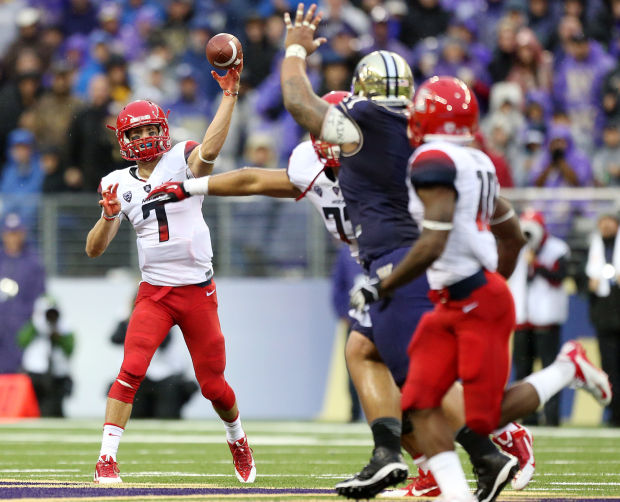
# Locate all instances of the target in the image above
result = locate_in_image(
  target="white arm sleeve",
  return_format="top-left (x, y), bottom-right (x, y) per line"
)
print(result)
top-left (320, 106), bottom-right (361, 145)
top-left (184, 176), bottom-right (210, 196)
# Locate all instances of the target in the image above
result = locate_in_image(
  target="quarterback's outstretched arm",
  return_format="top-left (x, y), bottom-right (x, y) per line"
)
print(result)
top-left (491, 196), bottom-right (527, 279)
top-left (145, 168), bottom-right (302, 203)
top-left (188, 64), bottom-right (242, 177)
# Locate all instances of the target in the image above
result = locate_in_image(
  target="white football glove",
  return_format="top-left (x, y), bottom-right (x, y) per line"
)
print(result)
top-left (349, 277), bottom-right (382, 311)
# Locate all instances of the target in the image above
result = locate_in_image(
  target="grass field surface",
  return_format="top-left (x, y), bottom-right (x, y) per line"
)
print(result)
top-left (0, 419), bottom-right (619, 501)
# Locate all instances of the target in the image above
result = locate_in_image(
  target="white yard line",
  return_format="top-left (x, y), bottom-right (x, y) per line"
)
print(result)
top-left (3, 420), bottom-right (620, 438)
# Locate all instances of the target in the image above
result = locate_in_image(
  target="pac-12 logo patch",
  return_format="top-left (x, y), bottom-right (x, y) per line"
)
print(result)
top-left (143, 184), bottom-right (151, 193)
top-left (123, 191), bottom-right (132, 202)
top-left (313, 185), bottom-right (323, 197)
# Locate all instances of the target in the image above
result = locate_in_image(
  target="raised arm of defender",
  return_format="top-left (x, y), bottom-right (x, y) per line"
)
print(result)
top-left (280, 3), bottom-right (360, 153)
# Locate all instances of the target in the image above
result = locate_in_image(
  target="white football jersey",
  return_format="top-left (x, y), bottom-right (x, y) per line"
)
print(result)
top-left (408, 141), bottom-right (499, 289)
top-left (287, 141), bottom-right (359, 259)
top-left (100, 141), bottom-right (213, 286)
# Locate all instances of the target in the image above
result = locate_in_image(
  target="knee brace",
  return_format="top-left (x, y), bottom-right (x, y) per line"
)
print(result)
top-left (108, 368), bottom-right (145, 404)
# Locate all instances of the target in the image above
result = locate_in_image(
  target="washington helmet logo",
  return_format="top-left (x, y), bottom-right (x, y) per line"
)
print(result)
top-left (123, 191), bottom-right (132, 202)
top-left (144, 184), bottom-right (151, 193)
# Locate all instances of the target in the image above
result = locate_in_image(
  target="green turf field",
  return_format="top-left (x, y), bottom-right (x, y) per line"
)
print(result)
top-left (0, 419), bottom-right (619, 501)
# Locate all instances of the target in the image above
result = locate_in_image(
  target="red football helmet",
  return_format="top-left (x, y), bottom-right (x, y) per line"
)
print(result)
top-left (109, 100), bottom-right (171, 162)
top-left (311, 90), bottom-right (351, 167)
top-left (408, 76), bottom-right (479, 148)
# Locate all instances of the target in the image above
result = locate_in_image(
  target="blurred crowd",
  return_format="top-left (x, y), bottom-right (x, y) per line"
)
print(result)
top-left (1, 0), bottom-right (620, 225)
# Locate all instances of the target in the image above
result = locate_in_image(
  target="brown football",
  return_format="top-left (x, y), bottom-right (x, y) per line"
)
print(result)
top-left (206, 33), bottom-right (243, 70)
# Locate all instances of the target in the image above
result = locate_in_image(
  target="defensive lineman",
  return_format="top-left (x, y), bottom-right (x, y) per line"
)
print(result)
top-left (85, 65), bottom-right (256, 484)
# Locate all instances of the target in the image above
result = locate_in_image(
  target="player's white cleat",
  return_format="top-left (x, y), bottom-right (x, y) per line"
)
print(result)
top-left (228, 435), bottom-right (256, 483)
top-left (492, 423), bottom-right (535, 490)
top-left (557, 340), bottom-right (612, 406)
top-left (94, 455), bottom-right (122, 484)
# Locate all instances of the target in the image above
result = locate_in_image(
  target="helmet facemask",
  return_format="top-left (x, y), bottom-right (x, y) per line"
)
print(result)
top-left (110, 100), bottom-right (172, 162)
top-left (121, 123), bottom-right (169, 162)
top-left (311, 137), bottom-right (341, 167)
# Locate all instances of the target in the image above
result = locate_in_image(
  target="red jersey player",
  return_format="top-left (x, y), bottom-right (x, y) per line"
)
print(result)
top-left (85, 64), bottom-right (256, 485)
top-left (351, 76), bottom-right (612, 502)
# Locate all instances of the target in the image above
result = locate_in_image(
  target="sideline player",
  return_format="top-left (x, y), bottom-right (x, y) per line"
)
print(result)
top-left (350, 76), bottom-right (613, 502)
top-left (277, 4), bottom-right (525, 500)
top-left (85, 63), bottom-right (256, 484)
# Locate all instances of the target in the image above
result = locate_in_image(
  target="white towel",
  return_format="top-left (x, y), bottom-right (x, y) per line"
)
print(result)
top-left (586, 231), bottom-right (620, 297)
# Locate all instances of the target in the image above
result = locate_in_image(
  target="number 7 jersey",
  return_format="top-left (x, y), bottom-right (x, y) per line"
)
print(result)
top-left (407, 141), bottom-right (499, 290)
top-left (99, 141), bottom-right (214, 286)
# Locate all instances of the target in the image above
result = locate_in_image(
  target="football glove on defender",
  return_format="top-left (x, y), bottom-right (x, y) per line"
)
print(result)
top-left (349, 277), bottom-right (382, 311)
top-left (145, 181), bottom-right (190, 204)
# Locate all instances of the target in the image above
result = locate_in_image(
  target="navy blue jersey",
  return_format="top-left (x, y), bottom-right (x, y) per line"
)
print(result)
top-left (337, 96), bottom-right (419, 264)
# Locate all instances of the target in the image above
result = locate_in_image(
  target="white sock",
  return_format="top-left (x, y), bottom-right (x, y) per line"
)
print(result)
top-left (223, 413), bottom-right (245, 443)
top-left (427, 451), bottom-right (471, 497)
top-left (413, 454), bottom-right (429, 473)
top-left (524, 359), bottom-right (576, 407)
top-left (100, 424), bottom-right (124, 460)
top-left (493, 421), bottom-right (520, 436)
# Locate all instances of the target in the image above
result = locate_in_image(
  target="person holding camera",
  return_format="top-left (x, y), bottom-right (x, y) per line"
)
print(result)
top-left (586, 213), bottom-right (620, 426)
top-left (17, 296), bottom-right (74, 417)
top-left (509, 210), bottom-right (570, 425)
top-left (529, 124), bottom-right (592, 188)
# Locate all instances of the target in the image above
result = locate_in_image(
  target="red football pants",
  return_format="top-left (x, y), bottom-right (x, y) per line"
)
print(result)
top-left (401, 271), bottom-right (515, 435)
top-left (108, 280), bottom-right (236, 411)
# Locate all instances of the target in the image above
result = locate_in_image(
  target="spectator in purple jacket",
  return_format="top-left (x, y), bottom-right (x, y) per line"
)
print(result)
top-left (0, 213), bottom-right (45, 374)
top-left (529, 124), bottom-right (592, 187)
top-left (552, 31), bottom-right (615, 154)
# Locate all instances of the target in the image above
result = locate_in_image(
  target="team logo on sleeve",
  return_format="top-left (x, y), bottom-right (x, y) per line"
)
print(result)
top-left (313, 185), bottom-right (323, 197)
top-left (144, 184), bottom-right (151, 193)
top-left (123, 191), bottom-right (132, 202)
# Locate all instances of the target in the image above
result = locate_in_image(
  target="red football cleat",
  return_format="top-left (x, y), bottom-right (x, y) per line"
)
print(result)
top-left (228, 435), bottom-right (256, 483)
top-left (557, 340), bottom-right (612, 406)
top-left (492, 423), bottom-right (535, 490)
top-left (94, 455), bottom-right (122, 484)
top-left (405, 468), bottom-right (441, 497)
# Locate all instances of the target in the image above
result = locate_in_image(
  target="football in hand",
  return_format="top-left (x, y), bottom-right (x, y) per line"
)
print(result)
top-left (206, 33), bottom-right (243, 70)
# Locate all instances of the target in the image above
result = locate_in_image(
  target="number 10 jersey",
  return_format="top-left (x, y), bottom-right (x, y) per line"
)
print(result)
top-left (407, 141), bottom-right (499, 290)
top-left (99, 141), bottom-right (213, 286)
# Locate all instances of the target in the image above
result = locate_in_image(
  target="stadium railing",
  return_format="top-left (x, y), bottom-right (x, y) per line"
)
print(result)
top-left (1, 188), bottom-right (617, 278)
